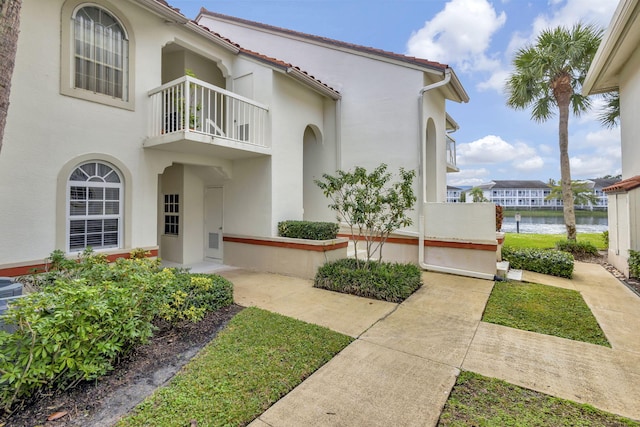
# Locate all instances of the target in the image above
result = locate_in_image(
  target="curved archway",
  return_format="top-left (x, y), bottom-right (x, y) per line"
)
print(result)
top-left (303, 125), bottom-right (324, 220)
top-left (425, 118), bottom-right (438, 202)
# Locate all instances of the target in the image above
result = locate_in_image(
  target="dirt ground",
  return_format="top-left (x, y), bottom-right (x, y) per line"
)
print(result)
top-left (1, 304), bottom-right (243, 427)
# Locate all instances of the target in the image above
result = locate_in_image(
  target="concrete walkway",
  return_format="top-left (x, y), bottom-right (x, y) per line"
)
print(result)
top-left (217, 262), bottom-right (640, 426)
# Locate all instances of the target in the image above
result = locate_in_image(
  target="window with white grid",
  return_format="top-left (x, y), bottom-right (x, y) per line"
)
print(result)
top-left (73, 5), bottom-right (128, 100)
top-left (68, 161), bottom-right (122, 251)
top-left (164, 194), bottom-right (180, 236)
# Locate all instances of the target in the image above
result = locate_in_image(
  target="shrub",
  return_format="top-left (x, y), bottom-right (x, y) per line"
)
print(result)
top-left (495, 205), bottom-right (503, 231)
top-left (629, 250), bottom-right (640, 279)
top-left (314, 258), bottom-right (422, 302)
top-left (602, 231), bottom-right (609, 249)
top-left (159, 273), bottom-right (233, 323)
top-left (0, 251), bottom-right (234, 411)
top-left (277, 220), bottom-right (339, 240)
top-left (555, 239), bottom-right (599, 258)
top-left (502, 246), bottom-right (574, 278)
top-left (0, 263), bottom-right (173, 410)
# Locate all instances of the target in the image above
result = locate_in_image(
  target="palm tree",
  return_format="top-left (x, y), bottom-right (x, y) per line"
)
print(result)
top-left (0, 0), bottom-right (22, 154)
top-left (469, 187), bottom-right (487, 202)
top-left (506, 23), bottom-right (602, 241)
top-left (598, 91), bottom-right (620, 129)
top-left (546, 181), bottom-right (598, 208)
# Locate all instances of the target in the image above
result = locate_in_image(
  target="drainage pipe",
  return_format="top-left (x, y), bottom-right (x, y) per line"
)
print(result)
top-left (416, 70), bottom-right (494, 280)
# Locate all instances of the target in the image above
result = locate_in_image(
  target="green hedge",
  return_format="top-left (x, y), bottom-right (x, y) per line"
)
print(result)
top-left (0, 251), bottom-right (234, 411)
top-left (629, 250), bottom-right (640, 279)
top-left (277, 220), bottom-right (339, 240)
top-left (555, 239), bottom-right (599, 258)
top-left (314, 258), bottom-right (422, 302)
top-left (502, 247), bottom-right (574, 278)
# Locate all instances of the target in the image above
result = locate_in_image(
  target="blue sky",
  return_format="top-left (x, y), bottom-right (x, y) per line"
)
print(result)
top-left (170, 0), bottom-right (620, 187)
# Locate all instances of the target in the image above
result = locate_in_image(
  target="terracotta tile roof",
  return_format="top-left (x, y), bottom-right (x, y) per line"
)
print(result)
top-left (198, 8), bottom-right (450, 72)
top-left (150, 0), bottom-right (339, 97)
top-left (603, 175), bottom-right (640, 193)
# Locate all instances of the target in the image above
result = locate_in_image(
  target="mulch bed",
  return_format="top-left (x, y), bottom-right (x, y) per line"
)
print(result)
top-left (1, 304), bottom-right (243, 427)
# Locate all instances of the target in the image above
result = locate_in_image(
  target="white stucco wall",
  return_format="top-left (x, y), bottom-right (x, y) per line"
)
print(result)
top-left (619, 46), bottom-right (640, 179)
top-left (0, 0), bottom-right (331, 268)
top-left (196, 15), bottom-right (451, 226)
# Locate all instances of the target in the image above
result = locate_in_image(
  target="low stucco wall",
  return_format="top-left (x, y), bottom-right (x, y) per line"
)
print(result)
top-left (223, 234), bottom-right (349, 279)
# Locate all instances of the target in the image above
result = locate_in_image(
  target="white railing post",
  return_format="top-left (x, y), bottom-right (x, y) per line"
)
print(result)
top-left (148, 76), bottom-right (269, 147)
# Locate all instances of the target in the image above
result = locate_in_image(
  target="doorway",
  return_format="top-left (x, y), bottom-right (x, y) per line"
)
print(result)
top-left (204, 187), bottom-right (223, 260)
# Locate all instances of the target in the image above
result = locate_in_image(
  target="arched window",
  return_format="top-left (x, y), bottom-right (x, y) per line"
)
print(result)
top-left (73, 5), bottom-right (128, 100)
top-left (68, 161), bottom-right (123, 251)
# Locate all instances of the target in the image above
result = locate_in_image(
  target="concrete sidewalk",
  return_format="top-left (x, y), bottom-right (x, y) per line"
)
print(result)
top-left (217, 262), bottom-right (640, 426)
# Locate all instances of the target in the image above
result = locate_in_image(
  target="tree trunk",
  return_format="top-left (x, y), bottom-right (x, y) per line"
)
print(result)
top-left (553, 73), bottom-right (577, 241)
top-left (0, 0), bottom-right (22, 154)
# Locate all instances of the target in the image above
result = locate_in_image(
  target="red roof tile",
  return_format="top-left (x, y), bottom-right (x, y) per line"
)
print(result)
top-left (198, 8), bottom-right (450, 72)
top-left (603, 175), bottom-right (640, 193)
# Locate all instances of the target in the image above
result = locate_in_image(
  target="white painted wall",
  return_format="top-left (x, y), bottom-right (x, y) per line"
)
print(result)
top-left (0, 0), bottom-right (330, 268)
top-left (196, 15), bottom-right (451, 226)
top-left (620, 46), bottom-right (640, 179)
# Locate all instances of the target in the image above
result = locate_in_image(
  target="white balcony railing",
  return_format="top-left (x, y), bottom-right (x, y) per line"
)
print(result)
top-left (148, 76), bottom-right (269, 148)
top-left (446, 134), bottom-right (457, 168)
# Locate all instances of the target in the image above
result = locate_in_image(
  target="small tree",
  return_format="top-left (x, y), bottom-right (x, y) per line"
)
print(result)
top-left (315, 164), bottom-right (416, 266)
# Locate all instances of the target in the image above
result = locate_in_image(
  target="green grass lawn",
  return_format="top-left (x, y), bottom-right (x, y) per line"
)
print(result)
top-left (438, 371), bottom-right (639, 427)
top-left (483, 281), bottom-right (610, 346)
top-left (503, 232), bottom-right (607, 250)
top-left (117, 307), bottom-right (352, 427)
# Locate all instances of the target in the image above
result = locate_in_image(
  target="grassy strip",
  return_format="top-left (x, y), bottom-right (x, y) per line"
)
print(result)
top-left (504, 232), bottom-right (606, 250)
top-left (483, 281), bottom-right (610, 347)
top-left (502, 209), bottom-right (608, 218)
top-left (438, 371), bottom-right (639, 426)
top-left (117, 307), bottom-right (353, 427)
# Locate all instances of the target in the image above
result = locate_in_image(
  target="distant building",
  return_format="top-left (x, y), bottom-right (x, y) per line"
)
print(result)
top-left (462, 179), bottom-right (620, 210)
top-left (446, 186), bottom-right (462, 203)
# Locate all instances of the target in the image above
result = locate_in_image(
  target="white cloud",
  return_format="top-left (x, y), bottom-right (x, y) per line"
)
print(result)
top-left (538, 144), bottom-right (554, 155)
top-left (406, 0), bottom-right (506, 73)
top-left (570, 155), bottom-right (621, 179)
top-left (584, 128), bottom-right (621, 147)
top-left (457, 135), bottom-right (537, 165)
top-left (447, 168), bottom-right (490, 187)
top-left (477, 69), bottom-right (510, 92)
top-left (506, 0), bottom-right (617, 56)
top-left (513, 155), bottom-right (544, 171)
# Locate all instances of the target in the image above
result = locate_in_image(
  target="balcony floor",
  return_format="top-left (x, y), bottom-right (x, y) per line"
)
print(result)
top-left (144, 131), bottom-right (270, 160)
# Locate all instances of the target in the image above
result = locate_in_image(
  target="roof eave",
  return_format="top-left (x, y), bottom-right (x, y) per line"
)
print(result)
top-left (583, 0), bottom-right (640, 95)
top-left (286, 68), bottom-right (342, 100)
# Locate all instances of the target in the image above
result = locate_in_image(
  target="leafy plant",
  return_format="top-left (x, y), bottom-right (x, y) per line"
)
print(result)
top-left (158, 273), bottom-right (233, 324)
top-left (470, 187), bottom-right (487, 202)
top-left (629, 250), bottom-right (640, 279)
top-left (314, 258), bottom-right (422, 302)
top-left (0, 250), bottom-right (233, 411)
top-left (602, 230), bottom-right (609, 249)
top-left (502, 246), bottom-right (574, 278)
top-left (277, 220), bottom-right (339, 240)
top-left (495, 204), bottom-right (503, 231)
top-left (315, 163), bottom-right (416, 265)
top-left (0, 264), bottom-right (173, 411)
top-left (555, 239), bottom-right (599, 258)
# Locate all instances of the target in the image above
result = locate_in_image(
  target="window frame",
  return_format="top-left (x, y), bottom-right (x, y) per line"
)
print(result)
top-left (66, 161), bottom-right (124, 252)
top-left (163, 194), bottom-right (180, 236)
top-left (60, 0), bottom-right (135, 110)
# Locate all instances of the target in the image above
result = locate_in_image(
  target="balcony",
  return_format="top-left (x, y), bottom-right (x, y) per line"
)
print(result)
top-left (446, 135), bottom-right (458, 172)
top-left (145, 76), bottom-right (270, 159)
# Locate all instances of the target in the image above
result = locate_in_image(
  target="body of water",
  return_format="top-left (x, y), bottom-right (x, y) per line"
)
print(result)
top-left (501, 215), bottom-right (608, 234)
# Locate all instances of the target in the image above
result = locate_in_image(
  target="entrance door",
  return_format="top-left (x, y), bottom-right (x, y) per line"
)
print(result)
top-left (204, 187), bottom-right (223, 260)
